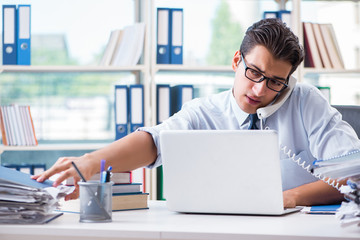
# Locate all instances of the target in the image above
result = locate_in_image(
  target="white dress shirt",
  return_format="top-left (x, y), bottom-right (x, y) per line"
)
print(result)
top-left (139, 82), bottom-right (360, 190)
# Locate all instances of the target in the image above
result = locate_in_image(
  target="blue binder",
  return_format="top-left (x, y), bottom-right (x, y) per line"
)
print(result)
top-left (263, 11), bottom-right (278, 19)
top-left (278, 10), bottom-right (292, 28)
top-left (171, 85), bottom-right (194, 116)
top-left (114, 85), bottom-right (129, 140)
top-left (129, 84), bottom-right (144, 132)
top-left (156, 8), bottom-right (171, 64)
top-left (170, 8), bottom-right (183, 64)
top-left (16, 5), bottom-right (31, 65)
top-left (2, 5), bottom-right (17, 65)
top-left (156, 84), bottom-right (171, 124)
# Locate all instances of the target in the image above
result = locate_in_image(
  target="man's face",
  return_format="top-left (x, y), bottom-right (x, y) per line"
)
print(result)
top-left (231, 45), bottom-right (292, 114)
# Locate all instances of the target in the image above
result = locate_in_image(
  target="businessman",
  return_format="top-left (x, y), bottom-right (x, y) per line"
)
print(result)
top-left (33, 18), bottom-right (360, 208)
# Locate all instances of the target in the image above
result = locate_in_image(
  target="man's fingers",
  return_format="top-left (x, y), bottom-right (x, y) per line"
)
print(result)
top-left (34, 157), bottom-right (73, 183)
top-left (52, 168), bottom-right (77, 187)
top-left (64, 188), bottom-right (79, 201)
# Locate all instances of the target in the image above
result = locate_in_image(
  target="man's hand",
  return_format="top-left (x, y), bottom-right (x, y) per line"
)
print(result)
top-left (282, 179), bottom-right (346, 208)
top-left (31, 154), bottom-right (97, 200)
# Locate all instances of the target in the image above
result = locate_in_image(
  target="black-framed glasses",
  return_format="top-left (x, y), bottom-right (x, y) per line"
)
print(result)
top-left (241, 54), bottom-right (288, 93)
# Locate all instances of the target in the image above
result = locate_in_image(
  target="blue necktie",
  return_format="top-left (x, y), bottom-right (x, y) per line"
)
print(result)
top-left (248, 114), bottom-right (259, 130)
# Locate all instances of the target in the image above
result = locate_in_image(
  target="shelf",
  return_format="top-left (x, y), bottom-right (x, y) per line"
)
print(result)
top-left (0, 65), bottom-right (146, 73)
top-left (0, 143), bottom-right (107, 153)
top-left (302, 0), bottom-right (360, 1)
top-left (153, 65), bottom-right (233, 73)
top-left (303, 68), bottom-right (360, 76)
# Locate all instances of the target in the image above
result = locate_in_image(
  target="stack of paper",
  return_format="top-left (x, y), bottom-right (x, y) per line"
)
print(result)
top-left (313, 150), bottom-right (360, 227)
top-left (0, 166), bottom-right (74, 224)
top-left (337, 177), bottom-right (360, 227)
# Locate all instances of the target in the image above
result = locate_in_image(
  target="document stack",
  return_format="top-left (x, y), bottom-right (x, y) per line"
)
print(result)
top-left (0, 166), bottom-right (73, 224)
top-left (313, 150), bottom-right (360, 227)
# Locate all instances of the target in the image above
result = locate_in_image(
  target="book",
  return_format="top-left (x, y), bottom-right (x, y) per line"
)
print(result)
top-left (301, 204), bottom-right (341, 214)
top-left (112, 183), bottom-right (142, 194)
top-left (0, 105), bottom-right (37, 146)
top-left (99, 29), bottom-right (122, 66)
top-left (65, 171), bottom-right (132, 185)
top-left (112, 193), bottom-right (149, 211)
top-left (312, 23), bottom-right (332, 69)
top-left (110, 22), bottom-right (145, 66)
top-left (58, 192), bottom-right (149, 212)
top-left (303, 22), bottom-right (323, 68)
top-left (319, 23), bottom-right (344, 69)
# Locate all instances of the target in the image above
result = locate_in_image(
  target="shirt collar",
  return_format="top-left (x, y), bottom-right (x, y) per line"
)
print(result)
top-left (230, 88), bottom-right (268, 127)
top-left (230, 89), bottom-right (249, 127)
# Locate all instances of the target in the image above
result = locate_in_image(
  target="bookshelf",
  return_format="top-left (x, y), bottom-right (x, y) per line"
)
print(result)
top-left (0, 65), bottom-right (146, 73)
top-left (298, 0), bottom-right (360, 105)
top-left (1, 0), bottom-right (358, 128)
top-left (1, 0), bottom-right (359, 199)
top-left (0, 143), bottom-right (107, 155)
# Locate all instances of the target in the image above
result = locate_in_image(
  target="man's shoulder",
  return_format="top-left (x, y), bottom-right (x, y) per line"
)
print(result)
top-left (293, 82), bottom-right (318, 91)
top-left (288, 82), bottom-right (329, 109)
top-left (292, 82), bottom-right (321, 98)
top-left (190, 89), bottom-right (231, 104)
top-left (184, 89), bottom-right (231, 112)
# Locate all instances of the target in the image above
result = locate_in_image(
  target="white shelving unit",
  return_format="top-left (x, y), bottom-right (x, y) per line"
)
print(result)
top-left (0, 143), bottom-right (107, 155)
top-left (1, 0), bottom-right (358, 126)
top-left (1, 0), bottom-right (359, 198)
top-left (0, 65), bottom-right (146, 73)
top-left (298, 0), bottom-right (360, 82)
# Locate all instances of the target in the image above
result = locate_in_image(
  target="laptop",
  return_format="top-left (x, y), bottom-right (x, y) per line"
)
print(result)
top-left (159, 130), bottom-right (300, 215)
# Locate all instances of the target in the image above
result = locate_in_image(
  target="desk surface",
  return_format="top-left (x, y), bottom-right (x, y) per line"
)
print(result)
top-left (0, 201), bottom-right (359, 240)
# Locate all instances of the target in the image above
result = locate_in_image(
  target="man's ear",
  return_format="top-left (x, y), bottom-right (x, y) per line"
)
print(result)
top-left (232, 50), bottom-right (241, 71)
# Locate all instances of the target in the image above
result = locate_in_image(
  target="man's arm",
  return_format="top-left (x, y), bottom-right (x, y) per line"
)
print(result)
top-left (283, 179), bottom-right (346, 208)
top-left (32, 131), bottom-right (157, 200)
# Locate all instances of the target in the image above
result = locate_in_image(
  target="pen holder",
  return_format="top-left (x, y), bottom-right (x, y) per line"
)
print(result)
top-left (78, 181), bottom-right (113, 223)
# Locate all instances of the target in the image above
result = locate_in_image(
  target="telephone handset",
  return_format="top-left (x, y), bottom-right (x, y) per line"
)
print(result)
top-left (256, 75), bottom-right (297, 121)
top-left (255, 76), bottom-right (341, 190)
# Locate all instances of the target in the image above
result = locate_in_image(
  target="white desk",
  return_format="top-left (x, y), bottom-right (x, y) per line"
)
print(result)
top-left (0, 201), bottom-right (359, 240)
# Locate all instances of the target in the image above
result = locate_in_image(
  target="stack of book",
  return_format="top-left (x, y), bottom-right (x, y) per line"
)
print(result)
top-left (0, 166), bottom-right (73, 224)
top-left (65, 171), bottom-right (148, 211)
top-left (0, 105), bottom-right (38, 146)
top-left (112, 182), bottom-right (148, 211)
top-left (303, 22), bottom-right (344, 69)
top-left (313, 150), bottom-right (360, 227)
top-left (99, 22), bottom-right (145, 66)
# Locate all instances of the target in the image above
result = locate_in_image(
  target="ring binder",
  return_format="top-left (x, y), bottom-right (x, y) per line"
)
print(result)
top-left (114, 85), bottom-right (129, 140)
top-left (2, 5), bottom-right (17, 65)
top-left (16, 5), bottom-right (31, 65)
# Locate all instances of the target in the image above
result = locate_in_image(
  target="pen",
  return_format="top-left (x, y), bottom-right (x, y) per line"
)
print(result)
top-left (105, 166), bottom-right (112, 183)
top-left (71, 162), bottom-right (86, 182)
top-left (100, 159), bottom-right (106, 183)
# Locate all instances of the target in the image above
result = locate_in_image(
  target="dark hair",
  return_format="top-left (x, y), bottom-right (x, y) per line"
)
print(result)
top-left (240, 18), bottom-right (304, 77)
